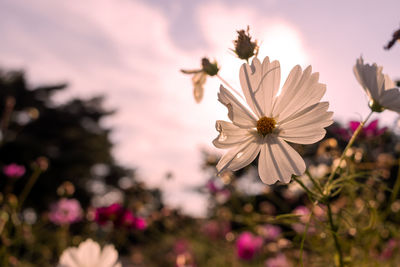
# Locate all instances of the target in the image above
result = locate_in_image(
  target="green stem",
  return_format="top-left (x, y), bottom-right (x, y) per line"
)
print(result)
top-left (216, 74), bottom-right (244, 100)
top-left (326, 111), bottom-right (373, 187)
top-left (327, 202), bottom-right (343, 267)
top-left (17, 167), bottom-right (42, 211)
top-left (390, 158), bottom-right (400, 204)
top-left (306, 170), bottom-right (323, 195)
top-left (384, 158), bottom-right (400, 217)
top-left (299, 209), bottom-right (313, 267)
top-left (293, 176), bottom-right (317, 199)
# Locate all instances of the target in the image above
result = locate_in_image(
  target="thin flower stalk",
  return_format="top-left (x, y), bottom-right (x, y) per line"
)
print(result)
top-left (327, 202), bottom-right (343, 267)
top-left (17, 167), bottom-right (42, 211)
top-left (325, 111), bottom-right (373, 188)
top-left (299, 209), bottom-right (314, 267)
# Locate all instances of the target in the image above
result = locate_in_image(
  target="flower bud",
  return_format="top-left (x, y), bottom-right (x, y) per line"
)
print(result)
top-left (201, 58), bottom-right (219, 76)
top-left (233, 27), bottom-right (258, 60)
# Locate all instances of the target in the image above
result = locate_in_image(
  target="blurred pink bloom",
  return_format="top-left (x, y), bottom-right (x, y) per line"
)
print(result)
top-left (349, 119), bottom-right (386, 138)
top-left (49, 198), bottom-right (82, 225)
top-left (206, 180), bottom-right (219, 193)
top-left (265, 254), bottom-right (288, 267)
top-left (133, 216), bottom-right (147, 230)
top-left (379, 239), bottom-right (398, 260)
top-left (95, 203), bottom-right (123, 226)
top-left (236, 232), bottom-right (263, 260)
top-left (215, 189), bottom-right (231, 204)
top-left (202, 220), bottom-right (230, 240)
top-left (174, 239), bottom-right (190, 254)
top-left (95, 203), bottom-right (147, 230)
top-left (263, 225), bottom-right (281, 241)
top-left (292, 206), bottom-right (314, 234)
top-left (3, 163), bottom-right (25, 178)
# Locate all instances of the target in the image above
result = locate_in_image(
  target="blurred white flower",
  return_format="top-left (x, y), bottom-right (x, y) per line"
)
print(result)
top-left (192, 72), bottom-right (207, 103)
top-left (353, 57), bottom-right (400, 113)
top-left (213, 57), bottom-right (333, 184)
top-left (58, 239), bottom-right (121, 267)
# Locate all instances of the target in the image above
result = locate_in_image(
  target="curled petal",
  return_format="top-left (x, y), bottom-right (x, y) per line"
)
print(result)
top-left (216, 135), bottom-right (261, 174)
top-left (213, 120), bottom-right (254, 149)
top-left (218, 85), bottom-right (257, 128)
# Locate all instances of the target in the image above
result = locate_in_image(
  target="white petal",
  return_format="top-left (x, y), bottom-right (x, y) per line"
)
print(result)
top-left (58, 248), bottom-right (80, 267)
top-left (278, 102), bottom-right (333, 144)
top-left (76, 239), bottom-right (100, 266)
top-left (192, 72), bottom-right (206, 103)
top-left (216, 135), bottom-right (261, 173)
top-left (97, 245), bottom-right (119, 267)
top-left (213, 120), bottom-right (254, 149)
top-left (258, 136), bottom-right (306, 184)
top-left (380, 88), bottom-right (400, 113)
top-left (218, 85), bottom-right (257, 128)
top-left (353, 57), bottom-right (381, 101)
top-left (240, 57), bottom-right (281, 117)
top-left (384, 74), bottom-right (396, 89)
top-left (273, 66), bottom-right (326, 122)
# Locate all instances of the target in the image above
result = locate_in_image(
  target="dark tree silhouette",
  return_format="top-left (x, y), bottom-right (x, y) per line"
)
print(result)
top-left (0, 69), bottom-right (135, 211)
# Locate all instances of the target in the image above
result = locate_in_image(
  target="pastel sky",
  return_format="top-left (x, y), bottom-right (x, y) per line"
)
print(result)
top-left (1, 0), bottom-right (400, 216)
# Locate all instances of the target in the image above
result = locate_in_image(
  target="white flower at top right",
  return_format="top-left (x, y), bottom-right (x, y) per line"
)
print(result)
top-left (353, 56), bottom-right (400, 113)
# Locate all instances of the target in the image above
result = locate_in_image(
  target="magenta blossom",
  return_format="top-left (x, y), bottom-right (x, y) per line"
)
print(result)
top-left (94, 203), bottom-right (147, 230)
top-left (133, 216), bottom-right (147, 230)
top-left (94, 203), bottom-right (124, 225)
top-left (3, 163), bottom-right (25, 178)
top-left (236, 232), bottom-right (263, 260)
top-left (49, 198), bottom-right (82, 225)
top-left (349, 119), bottom-right (387, 138)
top-left (265, 254), bottom-right (289, 267)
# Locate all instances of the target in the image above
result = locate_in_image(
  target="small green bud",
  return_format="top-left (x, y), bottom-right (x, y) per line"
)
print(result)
top-left (201, 58), bottom-right (219, 76)
top-left (233, 26), bottom-right (258, 61)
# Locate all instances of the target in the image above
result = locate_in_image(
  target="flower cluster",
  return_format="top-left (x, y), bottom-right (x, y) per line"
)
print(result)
top-left (94, 203), bottom-right (147, 230)
top-left (49, 198), bottom-right (83, 225)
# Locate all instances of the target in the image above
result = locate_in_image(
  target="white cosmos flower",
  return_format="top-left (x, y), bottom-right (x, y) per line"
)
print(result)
top-left (58, 239), bottom-right (122, 267)
top-left (353, 56), bottom-right (400, 113)
top-left (213, 57), bottom-right (333, 184)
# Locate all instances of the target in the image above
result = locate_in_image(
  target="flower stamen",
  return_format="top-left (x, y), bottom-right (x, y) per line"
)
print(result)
top-left (256, 116), bottom-right (276, 136)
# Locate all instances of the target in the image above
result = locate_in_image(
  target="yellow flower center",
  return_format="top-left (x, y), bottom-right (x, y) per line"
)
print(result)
top-left (256, 116), bottom-right (276, 136)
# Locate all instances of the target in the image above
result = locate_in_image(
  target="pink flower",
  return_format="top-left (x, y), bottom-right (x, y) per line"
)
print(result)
top-left (263, 225), bottom-right (281, 241)
top-left (206, 180), bottom-right (219, 193)
top-left (3, 163), bottom-right (25, 178)
top-left (202, 220), bottom-right (230, 239)
top-left (49, 198), bottom-right (82, 225)
top-left (379, 239), bottom-right (398, 260)
top-left (349, 119), bottom-right (386, 138)
top-left (133, 216), bottom-right (147, 230)
top-left (95, 203), bottom-right (123, 226)
top-left (292, 206), bottom-right (314, 234)
top-left (265, 254), bottom-right (288, 267)
top-left (94, 203), bottom-right (147, 230)
top-left (236, 232), bottom-right (263, 260)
